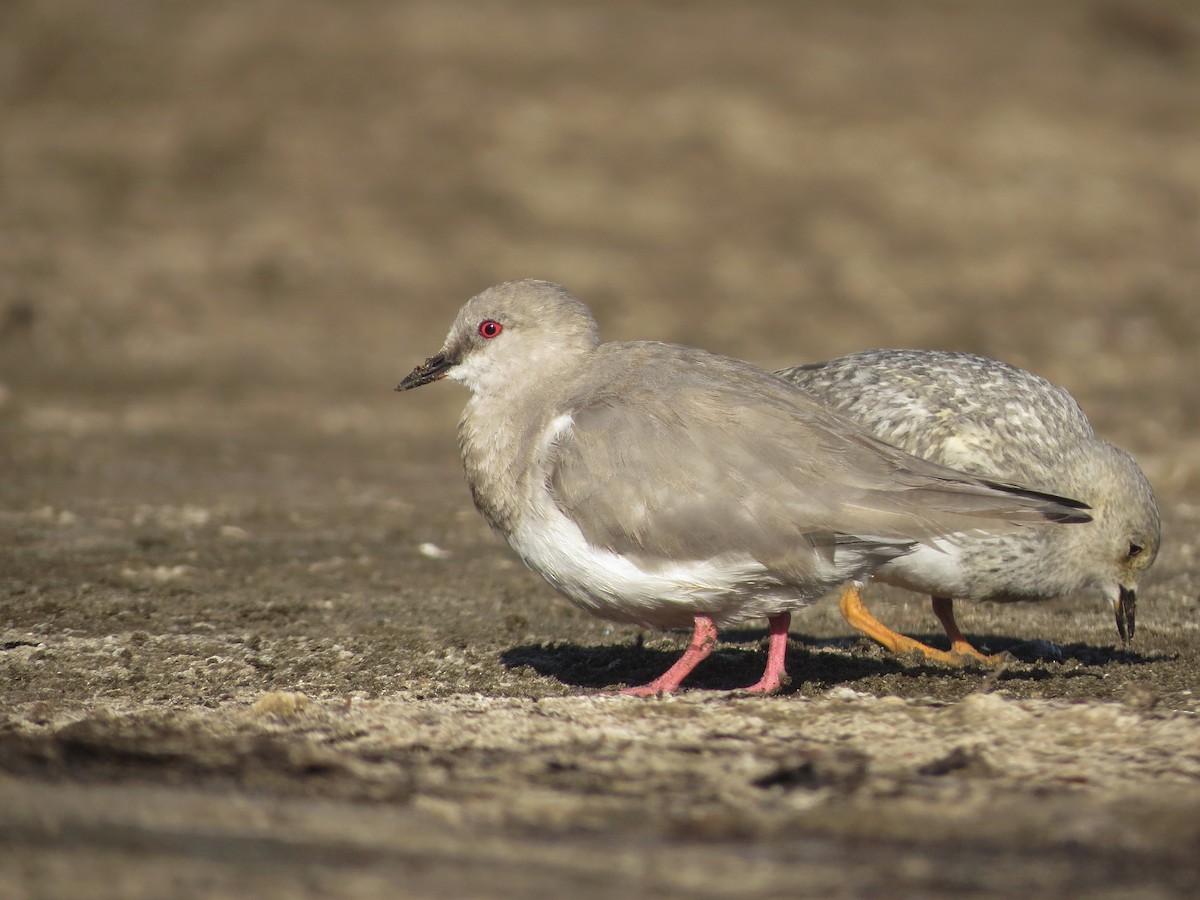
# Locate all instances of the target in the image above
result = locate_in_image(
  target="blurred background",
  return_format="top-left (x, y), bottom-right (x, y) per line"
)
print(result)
top-left (4, 8), bottom-right (1200, 890)
top-left (2, 0), bottom-right (1198, 488)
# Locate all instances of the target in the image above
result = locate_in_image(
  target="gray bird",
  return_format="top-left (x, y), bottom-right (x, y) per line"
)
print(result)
top-left (777, 349), bottom-right (1160, 665)
top-left (397, 281), bottom-right (1090, 694)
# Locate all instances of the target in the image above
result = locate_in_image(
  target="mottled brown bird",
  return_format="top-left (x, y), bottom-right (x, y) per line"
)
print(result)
top-left (779, 350), bottom-right (1159, 664)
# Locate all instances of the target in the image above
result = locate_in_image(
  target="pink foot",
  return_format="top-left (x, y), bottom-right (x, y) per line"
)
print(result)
top-left (621, 614), bottom-right (718, 696)
top-left (743, 613), bottom-right (791, 694)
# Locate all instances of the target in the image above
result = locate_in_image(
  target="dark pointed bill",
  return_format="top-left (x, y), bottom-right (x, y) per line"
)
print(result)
top-left (396, 353), bottom-right (453, 391)
top-left (1116, 585), bottom-right (1136, 644)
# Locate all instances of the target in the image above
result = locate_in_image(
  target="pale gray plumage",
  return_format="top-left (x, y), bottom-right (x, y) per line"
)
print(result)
top-left (397, 281), bottom-right (1090, 693)
top-left (778, 350), bottom-right (1160, 649)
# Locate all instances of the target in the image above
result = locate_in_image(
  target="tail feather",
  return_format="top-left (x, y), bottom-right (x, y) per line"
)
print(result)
top-left (977, 478), bottom-right (1092, 524)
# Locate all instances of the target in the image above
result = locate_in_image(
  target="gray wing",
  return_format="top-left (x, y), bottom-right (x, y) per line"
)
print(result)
top-left (548, 348), bottom-right (1087, 582)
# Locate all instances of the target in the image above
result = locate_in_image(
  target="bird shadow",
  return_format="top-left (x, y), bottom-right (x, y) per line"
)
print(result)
top-left (891, 631), bottom-right (1167, 668)
top-left (500, 626), bottom-right (1166, 693)
top-left (502, 626), bottom-right (883, 693)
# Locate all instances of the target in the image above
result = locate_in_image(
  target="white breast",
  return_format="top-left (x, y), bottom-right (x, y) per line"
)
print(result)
top-left (870, 539), bottom-right (971, 597)
top-left (508, 490), bottom-right (807, 629)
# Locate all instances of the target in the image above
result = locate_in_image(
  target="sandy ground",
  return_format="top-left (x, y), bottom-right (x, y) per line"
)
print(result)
top-left (3, 2), bottom-right (1200, 896)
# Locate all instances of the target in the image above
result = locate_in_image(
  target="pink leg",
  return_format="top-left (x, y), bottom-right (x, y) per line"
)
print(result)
top-left (621, 614), bottom-right (718, 696)
top-left (744, 612), bottom-right (791, 694)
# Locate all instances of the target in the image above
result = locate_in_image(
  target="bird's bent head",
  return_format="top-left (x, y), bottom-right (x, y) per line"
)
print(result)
top-left (1088, 445), bottom-right (1161, 645)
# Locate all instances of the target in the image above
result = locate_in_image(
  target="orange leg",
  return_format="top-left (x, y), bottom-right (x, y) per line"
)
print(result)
top-left (839, 584), bottom-right (995, 668)
top-left (930, 597), bottom-right (1005, 664)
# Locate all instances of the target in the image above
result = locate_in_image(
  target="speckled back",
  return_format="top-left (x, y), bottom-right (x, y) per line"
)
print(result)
top-left (778, 350), bottom-right (1095, 490)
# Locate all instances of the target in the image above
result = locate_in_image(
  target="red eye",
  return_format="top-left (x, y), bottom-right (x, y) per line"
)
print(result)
top-left (478, 320), bottom-right (503, 339)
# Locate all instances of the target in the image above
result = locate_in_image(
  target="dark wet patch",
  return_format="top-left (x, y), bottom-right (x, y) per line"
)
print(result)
top-left (753, 748), bottom-right (870, 792)
top-left (0, 712), bottom-right (414, 803)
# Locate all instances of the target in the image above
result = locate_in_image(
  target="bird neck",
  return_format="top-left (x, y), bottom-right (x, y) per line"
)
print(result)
top-left (456, 367), bottom-right (576, 536)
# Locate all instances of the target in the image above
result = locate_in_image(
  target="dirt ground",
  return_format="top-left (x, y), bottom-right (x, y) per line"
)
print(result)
top-left (3, 1), bottom-right (1200, 897)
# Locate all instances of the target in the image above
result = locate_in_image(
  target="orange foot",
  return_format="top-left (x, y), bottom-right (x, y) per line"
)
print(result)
top-left (839, 585), bottom-right (1006, 668)
top-left (931, 596), bottom-right (1009, 666)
